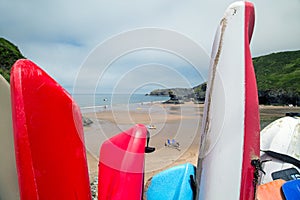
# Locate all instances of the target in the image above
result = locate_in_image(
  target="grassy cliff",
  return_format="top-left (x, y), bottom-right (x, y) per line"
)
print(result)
top-left (253, 50), bottom-right (300, 105)
top-left (0, 37), bottom-right (25, 82)
top-left (253, 50), bottom-right (300, 93)
top-left (152, 50), bottom-right (300, 106)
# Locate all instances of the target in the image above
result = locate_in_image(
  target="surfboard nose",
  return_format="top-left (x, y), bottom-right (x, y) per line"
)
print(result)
top-left (98, 124), bottom-right (147, 200)
top-left (11, 59), bottom-right (91, 200)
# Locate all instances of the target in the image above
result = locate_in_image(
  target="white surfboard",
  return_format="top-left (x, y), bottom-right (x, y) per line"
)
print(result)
top-left (196, 1), bottom-right (260, 199)
top-left (259, 116), bottom-right (300, 184)
top-left (0, 74), bottom-right (19, 199)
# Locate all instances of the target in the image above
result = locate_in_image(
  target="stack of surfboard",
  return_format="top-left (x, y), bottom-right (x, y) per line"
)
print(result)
top-left (1, 1), bottom-right (299, 200)
top-left (0, 59), bottom-right (150, 199)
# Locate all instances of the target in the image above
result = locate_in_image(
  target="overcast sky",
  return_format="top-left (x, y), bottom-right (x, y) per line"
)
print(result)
top-left (1, 0), bottom-right (299, 94)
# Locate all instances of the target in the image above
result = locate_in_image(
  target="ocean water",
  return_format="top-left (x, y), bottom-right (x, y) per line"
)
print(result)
top-left (73, 93), bottom-right (170, 113)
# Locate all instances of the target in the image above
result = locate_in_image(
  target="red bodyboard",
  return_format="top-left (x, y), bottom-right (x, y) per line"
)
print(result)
top-left (98, 124), bottom-right (147, 200)
top-left (11, 59), bottom-right (91, 199)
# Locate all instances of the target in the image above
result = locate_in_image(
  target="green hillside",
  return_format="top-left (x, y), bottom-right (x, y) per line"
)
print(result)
top-left (253, 50), bottom-right (300, 93)
top-left (159, 50), bottom-right (300, 106)
top-left (0, 37), bottom-right (25, 82)
top-left (253, 50), bottom-right (300, 105)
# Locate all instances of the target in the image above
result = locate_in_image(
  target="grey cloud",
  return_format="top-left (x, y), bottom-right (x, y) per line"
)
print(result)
top-left (1, 0), bottom-right (299, 92)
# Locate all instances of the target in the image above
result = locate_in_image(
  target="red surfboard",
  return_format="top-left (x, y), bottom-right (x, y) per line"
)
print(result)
top-left (11, 59), bottom-right (91, 200)
top-left (98, 124), bottom-right (147, 200)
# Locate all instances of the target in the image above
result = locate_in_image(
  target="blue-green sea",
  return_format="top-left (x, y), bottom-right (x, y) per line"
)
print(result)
top-left (73, 93), bottom-right (169, 113)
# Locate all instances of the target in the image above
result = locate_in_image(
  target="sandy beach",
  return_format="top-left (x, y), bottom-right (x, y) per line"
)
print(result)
top-left (83, 102), bottom-right (203, 182)
top-left (83, 102), bottom-right (300, 183)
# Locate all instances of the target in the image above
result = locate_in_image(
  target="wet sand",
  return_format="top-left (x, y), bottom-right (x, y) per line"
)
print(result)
top-left (83, 103), bottom-right (300, 182)
top-left (259, 105), bottom-right (300, 129)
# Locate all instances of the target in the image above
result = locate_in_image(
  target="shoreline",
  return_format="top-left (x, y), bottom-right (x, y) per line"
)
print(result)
top-left (83, 102), bottom-right (300, 183)
top-left (83, 101), bottom-right (203, 183)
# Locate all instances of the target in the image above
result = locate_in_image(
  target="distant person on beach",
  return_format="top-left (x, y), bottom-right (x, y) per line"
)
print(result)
top-left (145, 130), bottom-right (155, 153)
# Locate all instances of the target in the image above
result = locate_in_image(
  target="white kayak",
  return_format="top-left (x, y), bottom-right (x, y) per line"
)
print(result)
top-left (259, 116), bottom-right (300, 184)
